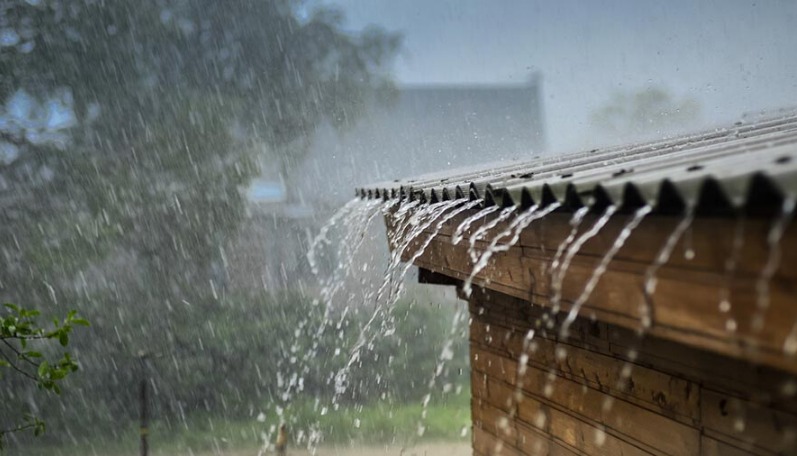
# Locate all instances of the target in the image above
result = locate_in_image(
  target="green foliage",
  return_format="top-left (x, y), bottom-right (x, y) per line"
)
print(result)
top-left (0, 304), bottom-right (89, 449)
top-left (25, 398), bottom-right (470, 455)
top-left (0, 0), bottom-right (400, 302)
top-left (0, 0), bottom-right (402, 377)
top-left (0, 290), bottom-right (469, 450)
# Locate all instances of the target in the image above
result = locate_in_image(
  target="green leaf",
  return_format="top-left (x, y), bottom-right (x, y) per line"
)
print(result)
top-left (25, 351), bottom-right (43, 358)
top-left (71, 318), bottom-right (90, 327)
top-left (4, 303), bottom-right (19, 312)
top-left (59, 332), bottom-right (69, 347)
top-left (34, 420), bottom-right (45, 437)
top-left (20, 309), bottom-right (41, 318)
top-left (38, 361), bottom-right (49, 378)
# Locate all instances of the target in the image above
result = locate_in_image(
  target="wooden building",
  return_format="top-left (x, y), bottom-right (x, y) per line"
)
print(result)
top-left (358, 114), bottom-right (797, 455)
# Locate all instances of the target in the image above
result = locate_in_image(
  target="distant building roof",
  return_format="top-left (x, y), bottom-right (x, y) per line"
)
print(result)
top-left (358, 113), bottom-right (797, 216)
top-left (295, 78), bottom-right (545, 204)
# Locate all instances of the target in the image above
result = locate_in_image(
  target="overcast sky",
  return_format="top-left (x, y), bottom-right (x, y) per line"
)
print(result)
top-left (321, 0), bottom-right (797, 153)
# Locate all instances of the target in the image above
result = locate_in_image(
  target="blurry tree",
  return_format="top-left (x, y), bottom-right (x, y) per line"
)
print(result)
top-left (591, 86), bottom-right (700, 137)
top-left (0, 0), bottom-right (401, 443)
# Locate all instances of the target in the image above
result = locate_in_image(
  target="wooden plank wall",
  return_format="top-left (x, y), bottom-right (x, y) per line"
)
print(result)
top-left (402, 211), bottom-right (797, 375)
top-left (469, 287), bottom-right (797, 456)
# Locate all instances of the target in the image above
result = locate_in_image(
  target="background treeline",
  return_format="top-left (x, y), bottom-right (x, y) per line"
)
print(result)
top-left (0, 0), bottom-right (470, 451)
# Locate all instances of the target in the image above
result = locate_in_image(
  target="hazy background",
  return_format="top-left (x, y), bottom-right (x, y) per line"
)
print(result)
top-left (1, 1), bottom-right (795, 454)
top-left (323, 0), bottom-right (797, 152)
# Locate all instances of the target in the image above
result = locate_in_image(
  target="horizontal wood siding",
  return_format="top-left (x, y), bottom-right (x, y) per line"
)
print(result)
top-left (398, 210), bottom-right (797, 375)
top-left (469, 288), bottom-right (797, 455)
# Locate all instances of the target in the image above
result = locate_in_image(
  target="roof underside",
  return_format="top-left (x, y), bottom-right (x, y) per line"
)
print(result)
top-left (356, 114), bottom-right (797, 216)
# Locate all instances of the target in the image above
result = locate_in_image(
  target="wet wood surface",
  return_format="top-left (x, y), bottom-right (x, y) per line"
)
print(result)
top-left (388, 208), bottom-right (797, 374)
top-left (469, 288), bottom-right (797, 456)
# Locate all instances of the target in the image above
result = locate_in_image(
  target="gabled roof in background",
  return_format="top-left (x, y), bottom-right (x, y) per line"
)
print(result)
top-left (357, 113), bottom-right (797, 216)
top-left (295, 80), bottom-right (545, 205)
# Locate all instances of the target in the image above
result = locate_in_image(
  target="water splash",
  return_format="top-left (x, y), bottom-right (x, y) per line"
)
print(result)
top-left (550, 205), bottom-right (618, 315)
top-left (752, 197), bottom-right (795, 332)
top-left (640, 207), bottom-right (695, 331)
top-left (414, 305), bottom-right (467, 443)
top-left (559, 205), bottom-right (652, 338)
top-left (462, 203), bottom-right (562, 297)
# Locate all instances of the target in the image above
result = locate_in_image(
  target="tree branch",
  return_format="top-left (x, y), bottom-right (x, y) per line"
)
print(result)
top-left (0, 345), bottom-right (38, 382)
top-left (1, 339), bottom-right (40, 369)
top-left (0, 421), bottom-right (37, 435)
top-left (0, 334), bottom-right (48, 341)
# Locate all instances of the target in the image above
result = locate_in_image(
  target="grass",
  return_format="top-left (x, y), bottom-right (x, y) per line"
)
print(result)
top-left (18, 394), bottom-right (471, 455)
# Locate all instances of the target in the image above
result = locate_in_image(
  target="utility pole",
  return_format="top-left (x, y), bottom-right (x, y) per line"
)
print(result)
top-left (137, 351), bottom-right (150, 456)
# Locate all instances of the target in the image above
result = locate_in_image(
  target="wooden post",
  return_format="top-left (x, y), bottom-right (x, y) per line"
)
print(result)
top-left (137, 353), bottom-right (149, 456)
top-left (139, 377), bottom-right (148, 456)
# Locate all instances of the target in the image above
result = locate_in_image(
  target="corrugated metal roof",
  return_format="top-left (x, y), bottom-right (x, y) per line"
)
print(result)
top-left (356, 114), bottom-right (797, 215)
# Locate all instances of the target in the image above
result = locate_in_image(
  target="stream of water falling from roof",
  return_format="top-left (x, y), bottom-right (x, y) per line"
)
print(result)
top-left (307, 198), bottom-right (361, 275)
top-left (641, 207), bottom-right (695, 331)
top-left (467, 206), bottom-right (517, 263)
top-left (559, 205), bottom-right (652, 338)
top-left (550, 205), bottom-right (618, 316)
top-left (264, 197), bottom-right (388, 455)
top-left (452, 205), bottom-right (501, 245)
top-left (752, 197), bottom-right (796, 333)
top-left (461, 202), bottom-right (562, 297)
top-left (380, 200), bottom-right (458, 304)
top-left (391, 199), bottom-right (481, 300)
top-left (718, 216), bottom-right (745, 333)
top-left (333, 198), bottom-right (468, 403)
top-left (550, 207), bottom-right (590, 281)
top-left (311, 199), bottom-right (388, 350)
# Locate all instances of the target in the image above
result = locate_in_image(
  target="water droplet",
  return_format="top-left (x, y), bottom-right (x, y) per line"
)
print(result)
top-left (594, 428), bottom-right (607, 446)
top-left (784, 331), bottom-right (797, 356)
top-left (534, 410), bottom-right (547, 428)
top-left (734, 418), bottom-right (746, 432)
top-left (781, 380), bottom-right (797, 397)
top-left (497, 416), bottom-right (510, 431)
top-left (543, 383), bottom-right (554, 397)
top-left (725, 319), bottom-right (737, 332)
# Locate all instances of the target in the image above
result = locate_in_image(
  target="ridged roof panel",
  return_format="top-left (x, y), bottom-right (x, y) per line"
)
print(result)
top-left (356, 114), bottom-right (797, 215)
